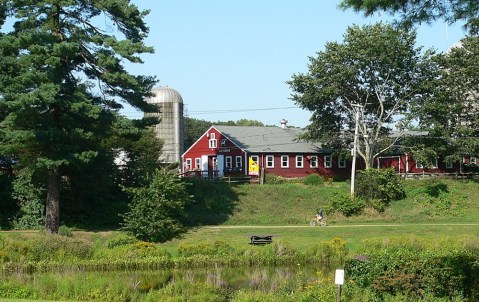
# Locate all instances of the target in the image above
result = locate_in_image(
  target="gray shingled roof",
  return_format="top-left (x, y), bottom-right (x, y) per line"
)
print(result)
top-left (213, 125), bottom-right (325, 153)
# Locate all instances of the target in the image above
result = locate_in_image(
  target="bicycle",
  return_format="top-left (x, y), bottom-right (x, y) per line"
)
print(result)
top-left (309, 219), bottom-right (327, 227)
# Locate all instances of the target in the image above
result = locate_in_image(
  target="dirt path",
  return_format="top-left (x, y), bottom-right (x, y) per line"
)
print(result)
top-left (207, 223), bottom-right (479, 229)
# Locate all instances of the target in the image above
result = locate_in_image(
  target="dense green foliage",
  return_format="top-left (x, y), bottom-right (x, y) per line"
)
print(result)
top-left (346, 236), bottom-right (479, 301)
top-left (121, 169), bottom-right (192, 242)
top-left (408, 36), bottom-right (479, 163)
top-left (356, 168), bottom-right (405, 202)
top-left (0, 0), bottom-right (156, 234)
top-left (288, 23), bottom-right (435, 168)
top-left (340, 0), bottom-right (479, 34)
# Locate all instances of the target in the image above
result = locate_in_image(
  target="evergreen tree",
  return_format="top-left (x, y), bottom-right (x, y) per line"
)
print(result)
top-left (0, 0), bottom-right (156, 233)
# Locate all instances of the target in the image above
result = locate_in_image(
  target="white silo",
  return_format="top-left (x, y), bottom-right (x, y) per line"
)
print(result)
top-left (144, 86), bottom-right (184, 164)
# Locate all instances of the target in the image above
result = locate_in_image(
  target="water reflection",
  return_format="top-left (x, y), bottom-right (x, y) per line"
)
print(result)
top-left (2, 265), bottom-right (333, 293)
top-left (125, 265), bottom-right (328, 292)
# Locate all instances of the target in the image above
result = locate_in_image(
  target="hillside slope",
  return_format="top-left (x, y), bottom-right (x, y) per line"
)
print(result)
top-left (220, 178), bottom-right (479, 225)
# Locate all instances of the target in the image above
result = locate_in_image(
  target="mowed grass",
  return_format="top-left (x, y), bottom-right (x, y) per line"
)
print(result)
top-left (219, 178), bottom-right (479, 225)
top-left (159, 177), bottom-right (479, 254)
top-left (160, 223), bottom-right (479, 255)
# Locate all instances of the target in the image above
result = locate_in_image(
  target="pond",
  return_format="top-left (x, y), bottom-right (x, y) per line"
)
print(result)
top-left (1, 264), bottom-right (335, 294)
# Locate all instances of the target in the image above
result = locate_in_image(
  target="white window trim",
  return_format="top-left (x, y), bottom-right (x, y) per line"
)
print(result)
top-left (195, 158), bottom-right (201, 169)
top-left (235, 156), bottom-right (242, 167)
top-left (445, 161), bottom-right (453, 169)
top-left (310, 155), bottom-right (318, 168)
top-left (324, 155), bottom-right (332, 168)
top-left (296, 155), bottom-right (304, 168)
top-left (281, 155), bottom-right (289, 168)
top-left (185, 158), bottom-right (192, 171)
top-left (338, 158), bottom-right (346, 168)
top-left (209, 138), bottom-right (217, 149)
top-left (225, 156), bottom-right (232, 168)
top-left (266, 155), bottom-right (274, 168)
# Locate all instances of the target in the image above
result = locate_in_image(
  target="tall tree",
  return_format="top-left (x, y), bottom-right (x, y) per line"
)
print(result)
top-left (411, 36), bottom-right (479, 164)
top-left (340, 0), bottom-right (479, 34)
top-left (288, 23), bottom-right (436, 169)
top-left (0, 0), bottom-right (156, 234)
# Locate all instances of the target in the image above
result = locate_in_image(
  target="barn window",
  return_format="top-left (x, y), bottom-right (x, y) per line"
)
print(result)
top-left (281, 155), bottom-right (289, 168)
top-left (296, 155), bottom-right (304, 168)
top-left (324, 155), bottom-right (332, 168)
top-left (208, 133), bottom-right (218, 149)
top-left (310, 156), bottom-right (318, 168)
top-left (416, 158), bottom-right (438, 169)
top-left (195, 158), bottom-right (201, 169)
top-left (225, 156), bottom-right (232, 168)
top-left (338, 158), bottom-right (346, 168)
top-left (235, 156), bottom-right (242, 167)
top-left (185, 158), bottom-right (192, 171)
top-left (266, 155), bottom-right (274, 168)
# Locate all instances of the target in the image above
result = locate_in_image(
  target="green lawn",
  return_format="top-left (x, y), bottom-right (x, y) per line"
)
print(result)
top-left (160, 223), bottom-right (479, 255)
top-left (215, 178), bottom-right (479, 226)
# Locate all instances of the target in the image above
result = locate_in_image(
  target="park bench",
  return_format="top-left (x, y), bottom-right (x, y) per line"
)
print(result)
top-left (249, 235), bottom-right (273, 245)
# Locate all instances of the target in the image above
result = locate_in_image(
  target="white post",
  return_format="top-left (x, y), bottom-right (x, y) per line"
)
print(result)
top-left (335, 269), bottom-right (345, 302)
top-left (350, 105), bottom-right (361, 197)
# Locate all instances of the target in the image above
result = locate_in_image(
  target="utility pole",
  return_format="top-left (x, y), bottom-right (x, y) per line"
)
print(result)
top-left (260, 134), bottom-right (265, 185)
top-left (350, 104), bottom-right (363, 197)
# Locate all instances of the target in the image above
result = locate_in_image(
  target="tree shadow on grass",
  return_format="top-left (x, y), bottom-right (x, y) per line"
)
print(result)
top-left (183, 177), bottom-right (240, 226)
top-left (424, 182), bottom-right (449, 197)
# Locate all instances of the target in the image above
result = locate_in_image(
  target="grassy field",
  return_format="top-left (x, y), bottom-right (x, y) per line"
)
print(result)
top-left (159, 177), bottom-right (479, 254)
top-left (218, 178), bottom-right (479, 226)
top-left (160, 223), bottom-right (479, 255)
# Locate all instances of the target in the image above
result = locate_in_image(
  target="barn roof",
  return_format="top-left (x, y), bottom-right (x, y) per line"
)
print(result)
top-left (213, 125), bottom-right (325, 153)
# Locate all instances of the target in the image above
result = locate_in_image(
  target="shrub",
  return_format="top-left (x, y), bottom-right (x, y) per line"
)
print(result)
top-left (355, 168), bottom-right (405, 206)
top-left (121, 168), bottom-right (192, 243)
top-left (302, 174), bottom-right (324, 186)
top-left (27, 235), bottom-right (93, 261)
top-left (106, 234), bottom-right (139, 248)
top-left (329, 194), bottom-right (365, 216)
top-left (264, 173), bottom-right (286, 184)
top-left (346, 237), bottom-right (479, 300)
top-left (58, 226), bottom-right (73, 237)
top-left (307, 237), bottom-right (349, 266)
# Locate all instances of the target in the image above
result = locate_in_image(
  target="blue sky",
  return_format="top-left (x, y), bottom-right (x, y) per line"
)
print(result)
top-left (123, 1), bottom-right (467, 128)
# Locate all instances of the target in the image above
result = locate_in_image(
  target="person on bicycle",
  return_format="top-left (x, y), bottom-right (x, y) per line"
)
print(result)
top-left (315, 208), bottom-right (323, 223)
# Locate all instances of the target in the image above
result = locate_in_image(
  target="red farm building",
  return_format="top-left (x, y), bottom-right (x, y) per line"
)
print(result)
top-left (182, 124), bottom-right (352, 179)
top-left (182, 125), bottom-right (478, 179)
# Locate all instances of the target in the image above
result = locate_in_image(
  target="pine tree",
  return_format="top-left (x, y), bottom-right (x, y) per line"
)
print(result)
top-left (0, 0), bottom-right (156, 233)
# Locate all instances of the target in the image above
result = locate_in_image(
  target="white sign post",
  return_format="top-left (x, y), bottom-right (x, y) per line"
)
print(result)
top-left (335, 269), bottom-right (344, 302)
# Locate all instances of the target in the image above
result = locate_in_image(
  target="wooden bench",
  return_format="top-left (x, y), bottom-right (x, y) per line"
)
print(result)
top-left (249, 235), bottom-right (273, 245)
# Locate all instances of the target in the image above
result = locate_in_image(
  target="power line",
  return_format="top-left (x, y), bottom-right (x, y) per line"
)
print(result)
top-left (188, 106), bottom-right (300, 115)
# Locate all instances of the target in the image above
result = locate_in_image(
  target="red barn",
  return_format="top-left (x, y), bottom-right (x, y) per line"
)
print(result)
top-left (181, 125), bottom-right (351, 179)
top-left (182, 125), bottom-right (477, 179)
